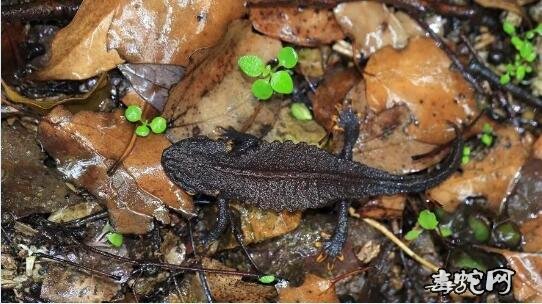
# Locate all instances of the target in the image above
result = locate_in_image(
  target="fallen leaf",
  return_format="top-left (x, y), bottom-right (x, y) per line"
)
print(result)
top-left (495, 250), bottom-right (542, 302)
top-left (474, 0), bottom-right (528, 19)
top-left (1, 121), bottom-right (81, 218)
top-left (334, 1), bottom-right (422, 57)
top-left (48, 201), bottom-right (103, 223)
top-left (40, 266), bottom-right (122, 302)
top-left (364, 37), bottom-right (479, 145)
top-left (297, 48), bottom-right (327, 77)
top-left (427, 123), bottom-right (532, 213)
top-left (202, 258), bottom-right (277, 302)
top-left (263, 105), bottom-right (327, 145)
top-left (164, 21), bottom-right (283, 141)
top-left (34, 0), bottom-right (124, 80)
top-left (160, 231), bottom-right (186, 265)
top-left (354, 105), bottom-right (443, 174)
top-left (1, 74), bottom-right (107, 110)
top-left (278, 273), bottom-right (339, 303)
top-left (118, 63), bottom-right (185, 112)
top-left (357, 194), bottom-right (406, 219)
top-left (107, 0), bottom-right (245, 66)
top-left (520, 216), bottom-right (542, 253)
top-left (38, 106), bottom-right (194, 234)
top-left (534, 136), bottom-right (542, 160)
top-left (250, 7), bottom-right (345, 47)
top-left (311, 67), bottom-right (361, 131)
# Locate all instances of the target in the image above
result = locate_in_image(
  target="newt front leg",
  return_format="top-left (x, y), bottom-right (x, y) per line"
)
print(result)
top-left (323, 107), bottom-right (360, 257)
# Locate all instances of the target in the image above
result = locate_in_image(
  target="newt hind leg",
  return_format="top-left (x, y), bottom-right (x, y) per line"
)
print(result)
top-left (322, 107), bottom-right (360, 258)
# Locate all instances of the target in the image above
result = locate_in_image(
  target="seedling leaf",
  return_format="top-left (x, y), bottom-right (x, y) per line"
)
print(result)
top-left (238, 55), bottom-right (265, 77)
top-left (270, 71), bottom-right (294, 94)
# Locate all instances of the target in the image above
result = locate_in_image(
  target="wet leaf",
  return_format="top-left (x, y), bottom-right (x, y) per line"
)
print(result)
top-left (35, 0), bottom-right (124, 80)
top-left (334, 2), bottom-right (422, 57)
top-left (278, 273), bottom-right (339, 303)
top-left (356, 194), bottom-right (406, 219)
top-left (427, 122), bottom-right (532, 213)
top-left (250, 6), bottom-right (344, 47)
top-left (1, 121), bottom-right (82, 218)
top-left (38, 106), bottom-right (194, 234)
top-left (474, 0), bottom-right (528, 19)
top-left (364, 37), bottom-right (479, 145)
top-left (118, 63), bottom-right (185, 112)
top-left (1, 74), bottom-right (107, 111)
top-left (108, 0), bottom-right (245, 66)
top-left (311, 67), bottom-right (361, 131)
top-left (164, 21), bottom-right (283, 141)
top-left (48, 201), bottom-right (103, 224)
top-left (534, 136), bottom-right (542, 160)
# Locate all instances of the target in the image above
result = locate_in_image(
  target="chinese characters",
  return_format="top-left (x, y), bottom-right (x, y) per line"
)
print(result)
top-left (425, 268), bottom-right (515, 295)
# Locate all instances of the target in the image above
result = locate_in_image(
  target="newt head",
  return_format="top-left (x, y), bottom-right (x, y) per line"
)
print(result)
top-left (161, 136), bottom-right (228, 196)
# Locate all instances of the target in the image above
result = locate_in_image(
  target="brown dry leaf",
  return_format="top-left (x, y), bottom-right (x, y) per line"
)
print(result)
top-left (334, 1), bottom-right (422, 57)
top-left (364, 37), bottom-right (479, 145)
top-left (35, 0), bottom-right (124, 80)
top-left (357, 194), bottom-right (406, 219)
top-left (427, 123), bottom-right (532, 213)
top-left (474, 0), bottom-right (528, 19)
top-left (38, 106), bottom-right (194, 234)
top-left (263, 105), bottom-right (327, 145)
top-left (278, 273), bottom-right (339, 303)
top-left (354, 105), bottom-right (443, 174)
top-left (202, 258), bottom-right (277, 302)
top-left (164, 21), bottom-right (283, 142)
top-left (534, 136), bottom-right (542, 160)
top-left (250, 6), bottom-right (344, 47)
top-left (40, 266), bottom-right (121, 302)
top-left (311, 67), bottom-right (361, 131)
top-left (108, 0), bottom-right (245, 66)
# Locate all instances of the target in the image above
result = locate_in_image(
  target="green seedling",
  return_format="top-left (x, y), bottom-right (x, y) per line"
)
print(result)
top-left (290, 102), bottom-right (313, 121)
top-left (124, 105), bottom-right (167, 137)
top-left (499, 21), bottom-right (542, 85)
top-left (405, 209), bottom-right (452, 241)
top-left (239, 46), bottom-right (298, 100)
top-left (106, 232), bottom-right (124, 248)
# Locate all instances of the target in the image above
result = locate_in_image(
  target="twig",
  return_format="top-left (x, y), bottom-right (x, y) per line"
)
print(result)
top-left (362, 218), bottom-right (439, 273)
top-left (34, 252), bottom-right (121, 281)
top-left (62, 211), bottom-right (108, 228)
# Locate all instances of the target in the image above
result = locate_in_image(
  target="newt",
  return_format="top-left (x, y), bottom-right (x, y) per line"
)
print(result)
top-left (162, 108), bottom-right (463, 256)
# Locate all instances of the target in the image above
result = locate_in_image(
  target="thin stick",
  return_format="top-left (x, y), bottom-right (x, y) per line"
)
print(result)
top-left (362, 218), bottom-right (439, 273)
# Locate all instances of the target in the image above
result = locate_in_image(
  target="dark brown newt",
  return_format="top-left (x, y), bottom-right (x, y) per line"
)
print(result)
top-left (161, 108), bottom-right (463, 256)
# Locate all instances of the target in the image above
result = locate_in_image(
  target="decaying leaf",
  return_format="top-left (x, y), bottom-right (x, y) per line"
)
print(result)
top-left (356, 194), bottom-right (406, 219)
top-left (48, 201), bottom-right (103, 224)
top-left (1, 121), bottom-right (81, 218)
top-left (297, 48), bottom-right (327, 77)
top-left (250, 7), bottom-right (345, 47)
top-left (34, 0), bottom-right (124, 80)
top-left (427, 123), bottom-right (532, 213)
top-left (40, 266), bottom-right (122, 302)
top-left (278, 273), bottom-right (339, 303)
top-left (263, 106), bottom-right (327, 145)
top-left (311, 67), bottom-right (361, 131)
top-left (364, 37), bottom-right (479, 145)
top-left (1, 74), bottom-right (107, 110)
top-left (107, 0), bottom-right (245, 66)
top-left (202, 258), bottom-right (277, 302)
top-left (164, 21), bottom-right (283, 141)
top-left (118, 63), bottom-right (185, 112)
top-left (38, 106), bottom-right (194, 234)
top-left (520, 216), bottom-right (542, 253)
top-left (334, 1), bottom-right (422, 57)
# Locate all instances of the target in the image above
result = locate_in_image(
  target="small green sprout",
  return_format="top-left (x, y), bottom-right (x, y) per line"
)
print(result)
top-left (480, 123), bottom-right (494, 147)
top-left (290, 103), bottom-right (313, 121)
top-left (258, 274), bottom-right (276, 284)
top-left (499, 21), bottom-right (542, 85)
top-left (461, 146), bottom-right (471, 165)
top-left (238, 46), bottom-right (298, 100)
top-left (468, 215), bottom-right (490, 242)
top-left (405, 209), bottom-right (452, 241)
top-left (106, 232), bottom-right (124, 248)
top-left (123, 105), bottom-right (167, 137)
